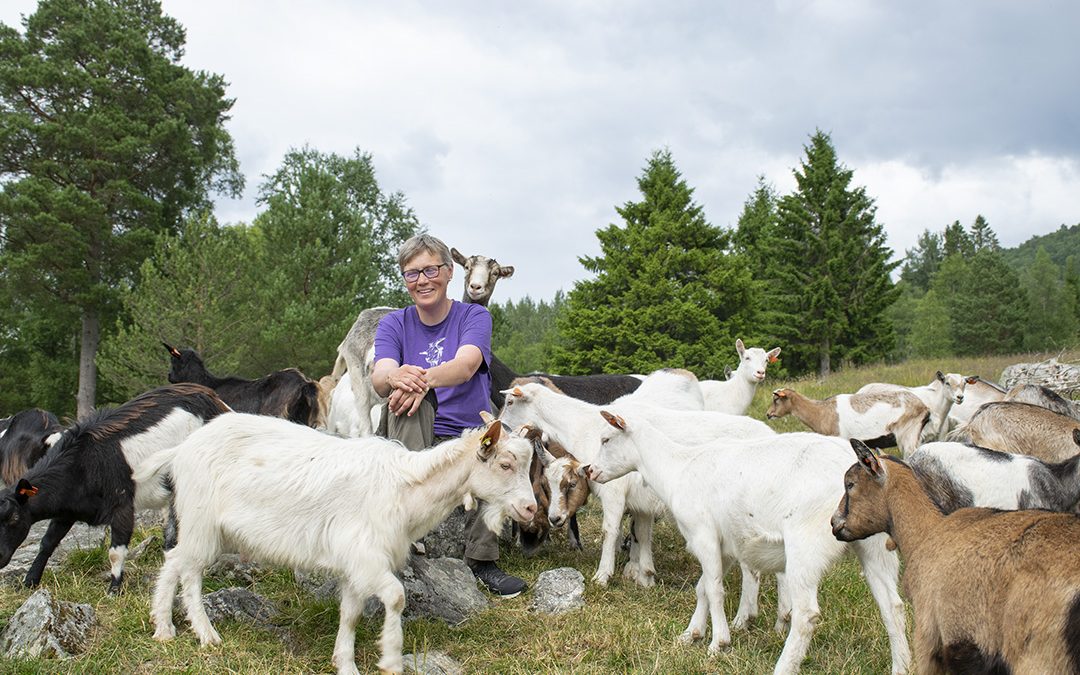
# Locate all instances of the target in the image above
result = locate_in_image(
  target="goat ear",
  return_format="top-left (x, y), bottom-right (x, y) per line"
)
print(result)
top-left (162, 341), bottom-right (181, 358)
top-left (497, 265), bottom-right (515, 279)
top-left (478, 410), bottom-right (495, 424)
top-left (451, 247), bottom-right (468, 267)
top-left (575, 464), bottom-right (589, 478)
top-left (936, 370), bottom-right (945, 382)
top-left (735, 338), bottom-right (746, 356)
top-left (478, 420), bottom-right (503, 460)
top-left (773, 389), bottom-right (787, 399)
top-left (767, 347), bottom-right (781, 362)
top-left (599, 410), bottom-right (626, 430)
top-left (14, 479), bottom-right (38, 504)
top-left (851, 439), bottom-right (883, 478)
top-left (966, 376), bottom-right (978, 385)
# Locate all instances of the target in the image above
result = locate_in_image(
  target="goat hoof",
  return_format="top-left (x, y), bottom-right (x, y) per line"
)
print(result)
top-left (707, 641), bottom-right (731, 656)
top-left (592, 572), bottom-right (611, 587)
top-left (677, 628), bottom-right (703, 645)
top-left (197, 628), bottom-right (222, 647)
top-left (152, 624), bottom-right (176, 641)
top-left (732, 615), bottom-right (751, 631)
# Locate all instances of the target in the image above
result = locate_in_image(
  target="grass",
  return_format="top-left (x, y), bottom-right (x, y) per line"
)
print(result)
top-left (0, 351), bottom-right (1068, 673)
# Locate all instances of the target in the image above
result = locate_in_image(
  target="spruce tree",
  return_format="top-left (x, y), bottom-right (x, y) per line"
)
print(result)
top-left (771, 131), bottom-right (899, 376)
top-left (552, 149), bottom-right (755, 378)
top-left (1022, 247), bottom-right (1078, 350)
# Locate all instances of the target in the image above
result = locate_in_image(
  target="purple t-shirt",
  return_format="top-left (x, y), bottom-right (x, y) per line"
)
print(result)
top-left (374, 301), bottom-right (493, 437)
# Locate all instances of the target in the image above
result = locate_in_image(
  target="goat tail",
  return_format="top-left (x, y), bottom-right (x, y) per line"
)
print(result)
top-left (132, 445), bottom-right (180, 509)
top-left (330, 352), bottom-right (348, 382)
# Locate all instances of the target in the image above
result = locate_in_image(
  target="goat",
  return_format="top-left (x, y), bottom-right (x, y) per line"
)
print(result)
top-left (517, 425), bottom-right (583, 556)
top-left (767, 387), bottom-right (930, 457)
top-left (323, 373), bottom-right (366, 438)
top-left (698, 339), bottom-right (781, 415)
top-left (946, 375), bottom-right (1006, 427)
top-left (141, 414), bottom-right (535, 675)
top-left (489, 356), bottom-right (642, 410)
top-left (858, 371), bottom-right (966, 441)
top-left (499, 381), bottom-right (774, 594)
top-left (1005, 383), bottom-right (1080, 420)
top-left (832, 439), bottom-right (1080, 674)
top-left (0, 384), bottom-right (230, 593)
top-left (451, 247), bottom-right (515, 305)
top-left (907, 441), bottom-right (1080, 513)
top-left (951, 400), bottom-right (1080, 462)
top-left (164, 343), bottom-right (319, 427)
top-left (588, 415), bottom-right (909, 675)
top-left (0, 408), bottom-right (64, 486)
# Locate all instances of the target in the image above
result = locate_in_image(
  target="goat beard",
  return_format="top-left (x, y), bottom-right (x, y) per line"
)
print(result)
top-left (480, 501), bottom-right (510, 534)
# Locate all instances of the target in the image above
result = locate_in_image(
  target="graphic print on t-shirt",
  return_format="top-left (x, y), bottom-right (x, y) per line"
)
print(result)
top-left (421, 337), bottom-right (446, 367)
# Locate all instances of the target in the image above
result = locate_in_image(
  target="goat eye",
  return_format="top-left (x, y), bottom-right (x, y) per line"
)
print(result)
top-left (500, 462), bottom-right (511, 471)
top-left (601, 438), bottom-right (608, 445)
top-left (569, 482), bottom-right (577, 489)
top-left (845, 481), bottom-right (854, 491)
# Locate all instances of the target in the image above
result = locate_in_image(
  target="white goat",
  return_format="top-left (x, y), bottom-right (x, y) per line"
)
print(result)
top-left (858, 371), bottom-right (966, 441)
top-left (140, 414), bottom-right (535, 675)
top-left (588, 415), bottom-right (910, 675)
top-left (699, 339), bottom-right (781, 415)
top-left (767, 387), bottom-right (930, 457)
top-left (498, 382), bottom-right (774, 605)
top-left (946, 375), bottom-right (1006, 427)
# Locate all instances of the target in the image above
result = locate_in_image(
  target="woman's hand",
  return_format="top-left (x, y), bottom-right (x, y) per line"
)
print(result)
top-left (388, 364), bottom-right (428, 394)
top-left (388, 387), bottom-right (428, 417)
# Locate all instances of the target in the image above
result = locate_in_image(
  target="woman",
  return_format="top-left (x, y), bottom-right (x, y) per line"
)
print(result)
top-left (371, 234), bottom-right (526, 598)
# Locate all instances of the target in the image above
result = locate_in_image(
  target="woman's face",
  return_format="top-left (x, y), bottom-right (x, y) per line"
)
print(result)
top-left (402, 250), bottom-right (452, 312)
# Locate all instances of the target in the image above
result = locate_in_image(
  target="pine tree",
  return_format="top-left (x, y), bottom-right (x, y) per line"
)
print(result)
top-left (943, 221), bottom-right (974, 258)
top-left (552, 149), bottom-right (755, 378)
top-left (936, 249), bottom-right (1027, 355)
top-left (969, 214), bottom-right (1001, 253)
top-left (899, 229), bottom-right (944, 292)
top-left (770, 131), bottom-right (899, 376)
top-left (0, 0), bottom-right (242, 415)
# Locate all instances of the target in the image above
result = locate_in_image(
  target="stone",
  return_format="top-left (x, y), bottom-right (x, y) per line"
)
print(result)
top-left (1, 521), bottom-right (107, 586)
top-left (419, 506), bottom-right (467, 559)
top-left (362, 554), bottom-right (489, 625)
top-left (0, 588), bottom-right (96, 659)
top-left (529, 567), bottom-right (585, 615)
top-left (201, 587), bottom-right (279, 625)
top-left (403, 649), bottom-right (465, 675)
top-left (206, 553), bottom-right (265, 586)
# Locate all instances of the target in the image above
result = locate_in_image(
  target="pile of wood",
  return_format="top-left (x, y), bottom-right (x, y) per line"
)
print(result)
top-left (1000, 356), bottom-right (1080, 396)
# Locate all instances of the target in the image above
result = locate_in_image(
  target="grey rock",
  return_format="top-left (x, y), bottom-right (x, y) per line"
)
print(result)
top-left (201, 587), bottom-right (279, 625)
top-left (529, 567), bottom-right (585, 615)
top-left (293, 569), bottom-right (339, 601)
top-left (206, 553), bottom-right (265, 585)
top-left (0, 588), bottom-right (96, 659)
top-left (419, 505), bottom-right (467, 559)
top-left (403, 649), bottom-right (465, 675)
top-left (402, 555), bottom-right (489, 623)
top-left (362, 554), bottom-right (489, 625)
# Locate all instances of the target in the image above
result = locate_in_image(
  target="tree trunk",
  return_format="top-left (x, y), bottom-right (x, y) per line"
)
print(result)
top-left (818, 336), bottom-right (831, 378)
top-left (77, 309), bottom-right (99, 419)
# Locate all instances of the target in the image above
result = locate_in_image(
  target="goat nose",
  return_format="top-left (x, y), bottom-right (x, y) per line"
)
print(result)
top-left (523, 502), bottom-right (537, 517)
top-left (550, 514), bottom-right (565, 527)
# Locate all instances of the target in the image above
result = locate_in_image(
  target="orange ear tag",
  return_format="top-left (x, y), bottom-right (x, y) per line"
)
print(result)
top-left (17, 486), bottom-right (38, 498)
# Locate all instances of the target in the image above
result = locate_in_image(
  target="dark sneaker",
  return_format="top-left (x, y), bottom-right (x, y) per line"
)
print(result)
top-left (468, 560), bottom-right (527, 598)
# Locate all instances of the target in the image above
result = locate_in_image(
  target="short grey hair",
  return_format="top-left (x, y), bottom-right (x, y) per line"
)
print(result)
top-left (397, 234), bottom-right (453, 270)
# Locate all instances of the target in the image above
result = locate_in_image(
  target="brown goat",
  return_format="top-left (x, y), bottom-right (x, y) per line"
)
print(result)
top-left (767, 387), bottom-right (929, 456)
top-left (517, 426), bottom-right (583, 555)
top-left (954, 401), bottom-right (1080, 462)
top-left (832, 439), bottom-right (1080, 674)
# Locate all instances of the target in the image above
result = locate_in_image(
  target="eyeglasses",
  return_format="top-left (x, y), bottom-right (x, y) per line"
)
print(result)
top-left (402, 263), bottom-right (448, 283)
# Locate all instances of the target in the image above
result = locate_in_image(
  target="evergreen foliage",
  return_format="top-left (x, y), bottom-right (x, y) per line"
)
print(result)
top-left (251, 146), bottom-right (418, 375)
top-left (552, 149), bottom-right (755, 378)
top-left (766, 131), bottom-right (899, 375)
top-left (933, 249), bottom-right (1027, 355)
top-left (899, 230), bottom-right (943, 293)
top-left (96, 147), bottom-right (419, 402)
top-left (0, 0), bottom-right (242, 414)
top-left (1021, 246), bottom-right (1078, 351)
top-left (490, 292), bottom-right (566, 374)
top-left (1003, 222), bottom-right (1080, 271)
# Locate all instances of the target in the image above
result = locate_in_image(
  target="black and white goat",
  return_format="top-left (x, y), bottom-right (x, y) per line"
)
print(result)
top-left (164, 343), bottom-right (319, 427)
top-left (0, 383), bottom-right (230, 593)
top-left (0, 408), bottom-right (64, 486)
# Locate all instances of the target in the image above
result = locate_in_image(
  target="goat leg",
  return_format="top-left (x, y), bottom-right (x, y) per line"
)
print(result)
top-left (23, 517), bottom-right (75, 588)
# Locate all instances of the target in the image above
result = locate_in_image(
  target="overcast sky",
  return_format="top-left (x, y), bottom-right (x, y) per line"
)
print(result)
top-left (4, 1), bottom-right (1079, 303)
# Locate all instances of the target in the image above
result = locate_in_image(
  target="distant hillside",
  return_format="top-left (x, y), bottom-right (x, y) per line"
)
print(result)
top-left (1003, 222), bottom-right (1080, 271)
